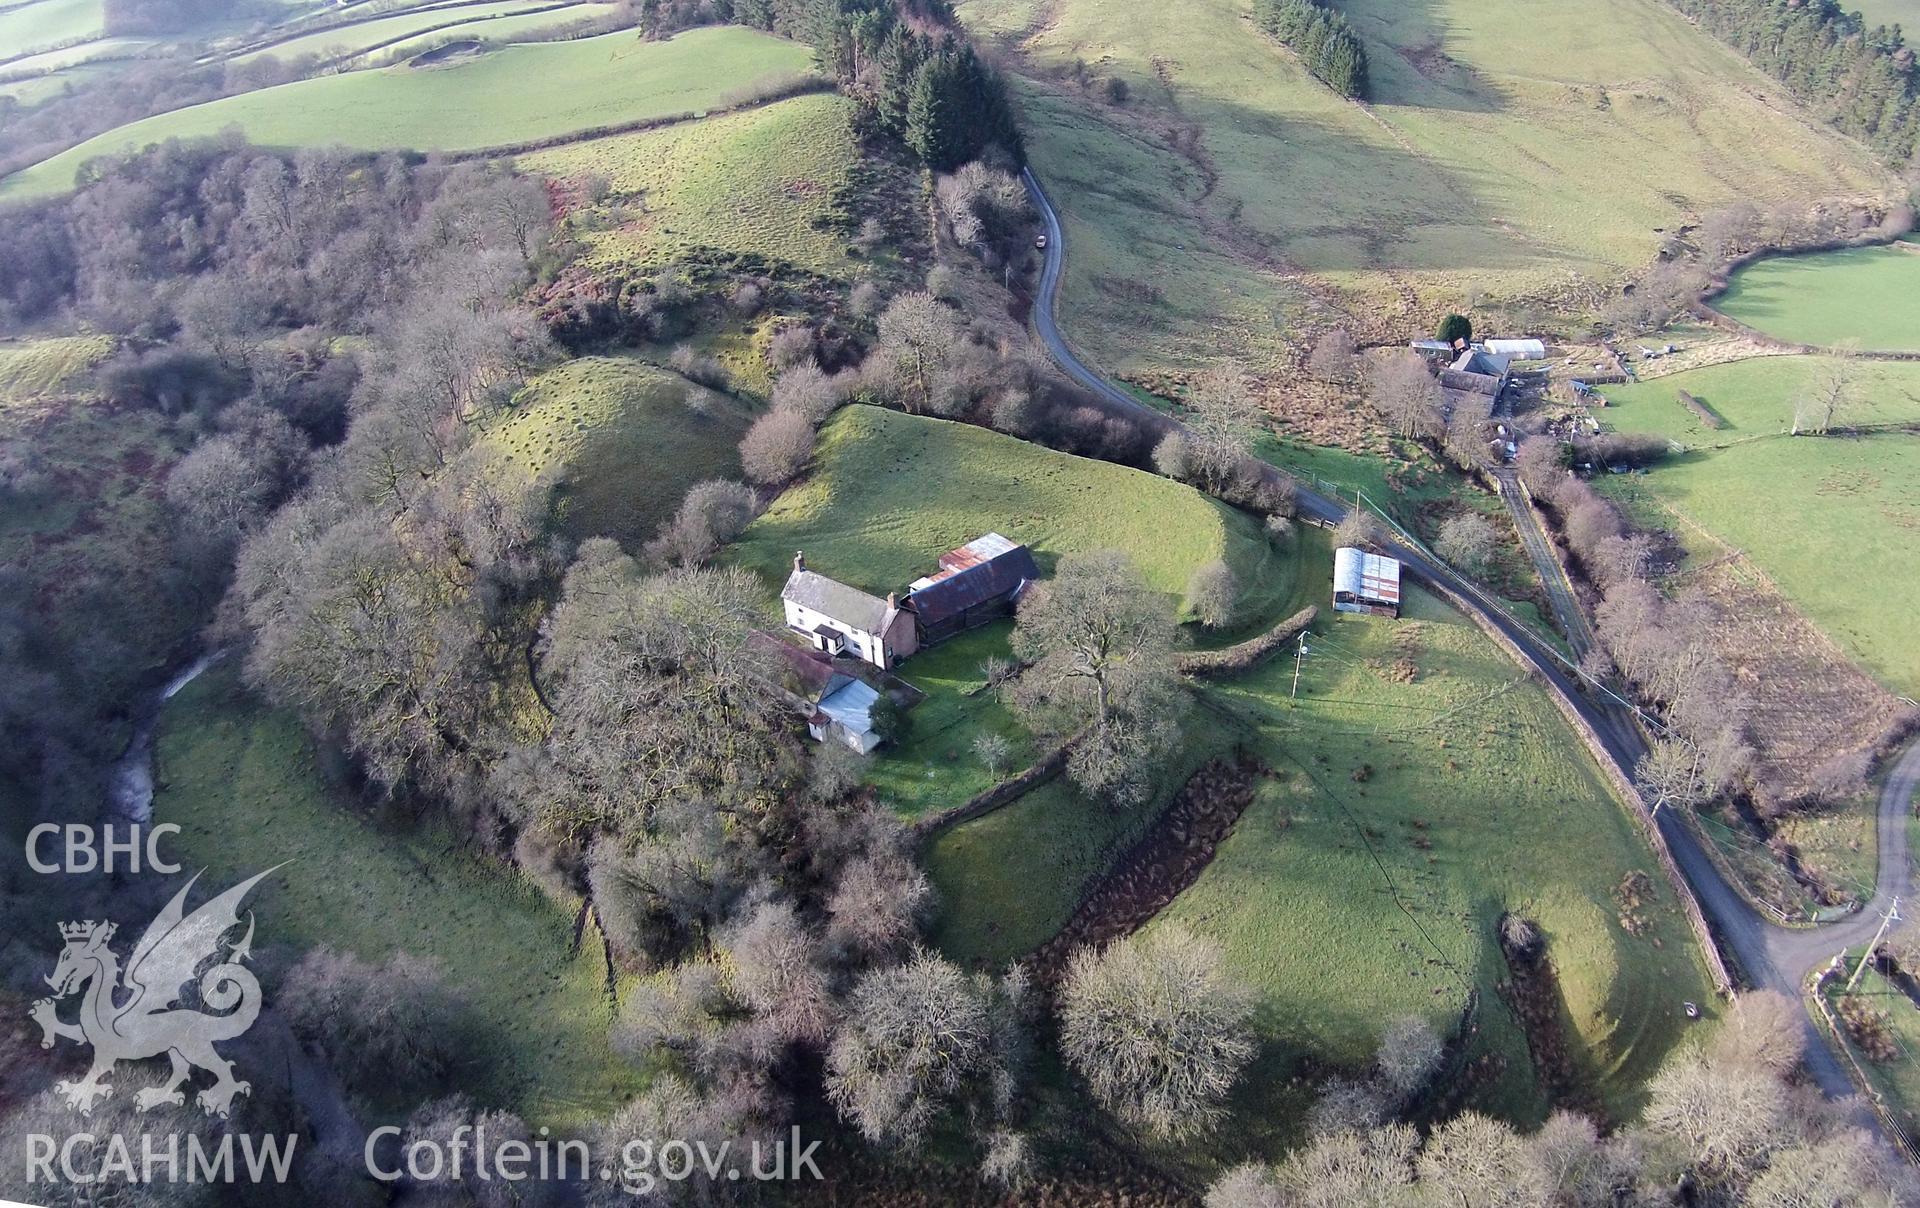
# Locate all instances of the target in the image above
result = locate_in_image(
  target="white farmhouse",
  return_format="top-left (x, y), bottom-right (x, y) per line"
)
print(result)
top-left (780, 552), bottom-right (919, 670)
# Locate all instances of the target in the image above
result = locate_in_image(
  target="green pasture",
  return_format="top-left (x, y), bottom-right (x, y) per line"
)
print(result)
top-left (0, 0), bottom-right (104, 61)
top-left (229, 0), bottom-right (570, 64)
top-left (1849, 0), bottom-right (1920, 32)
top-left (521, 91), bottom-right (859, 278)
top-left (731, 405), bottom-right (1296, 623)
top-left (1714, 244), bottom-right (1920, 352)
top-left (0, 334), bottom-right (112, 402)
top-left (961, 0), bottom-right (1891, 373)
top-left (1160, 583), bottom-right (1716, 1144)
top-left (2, 25), bottom-right (814, 197)
top-left (153, 668), bottom-right (642, 1128)
top-left (924, 736), bottom-right (1230, 967)
top-left (369, 0), bottom-right (618, 59)
top-left (1600, 358), bottom-right (1920, 694)
top-left (481, 354), bottom-right (750, 547)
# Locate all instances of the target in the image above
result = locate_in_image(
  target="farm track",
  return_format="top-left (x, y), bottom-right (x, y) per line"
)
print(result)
top-left (1023, 165), bottom-right (1920, 1124)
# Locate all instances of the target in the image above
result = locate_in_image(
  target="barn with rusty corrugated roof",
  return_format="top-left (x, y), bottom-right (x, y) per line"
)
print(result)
top-left (904, 533), bottom-right (1039, 644)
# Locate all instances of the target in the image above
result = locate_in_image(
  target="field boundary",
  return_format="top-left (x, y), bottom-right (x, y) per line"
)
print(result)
top-left (909, 732), bottom-right (1082, 844)
top-left (1175, 604), bottom-right (1316, 677)
top-left (1810, 965), bottom-right (1920, 1163)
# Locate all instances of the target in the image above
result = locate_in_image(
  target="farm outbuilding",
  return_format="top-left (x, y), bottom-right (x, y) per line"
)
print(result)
top-left (1482, 338), bottom-right (1547, 359)
top-left (905, 532), bottom-right (1039, 644)
top-left (1332, 547), bottom-right (1402, 617)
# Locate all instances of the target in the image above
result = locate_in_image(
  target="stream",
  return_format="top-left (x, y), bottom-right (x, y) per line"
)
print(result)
top-left (105, 648), bottom-right (224, 825)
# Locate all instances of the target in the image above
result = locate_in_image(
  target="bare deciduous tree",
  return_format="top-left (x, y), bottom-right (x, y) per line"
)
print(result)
top-left (645, 479), bottom-right (757, 567)
top-left (1186, 559), bottom-right (1239, 629)
top-left (1367, 351), bottom-right (1443, 439)
top-left (826, 849), bottom-right (931, 960)
top-left (1434, 512), bottom-right (1499, 574)
top-left (826, 950), bottom-right (995, 1148)
top-left (1007, 551), bottom-right (1186, 807)
top-left (1307, 328), bottom-right (1357, 383)
top-left (740, 409), bottom-right (816, 484)
top-left (875, 291), bottom-right (966, 414)
top-left (1057, 927), bottom-right (1255, 1140)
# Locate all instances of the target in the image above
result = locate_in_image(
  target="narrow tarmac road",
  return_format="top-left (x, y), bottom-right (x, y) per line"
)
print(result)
top-left (1021, 166), bottom-right (1920, 1111)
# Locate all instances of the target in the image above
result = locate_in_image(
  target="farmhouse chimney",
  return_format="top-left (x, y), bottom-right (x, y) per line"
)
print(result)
top-left (794, 551), bottom-right (805, 572)
top-left (886, 592), bottom-right (898, 609)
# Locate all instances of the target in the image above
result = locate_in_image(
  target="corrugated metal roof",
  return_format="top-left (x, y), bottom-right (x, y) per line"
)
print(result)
top-left (818, 678), bottom-right (880, 735)
top-left (783, 569), bottom-right (889, 633)
top-left (906, 537), bottom-right (1039, 625)
top-left (1332, 546), bottom-right (1402, 604)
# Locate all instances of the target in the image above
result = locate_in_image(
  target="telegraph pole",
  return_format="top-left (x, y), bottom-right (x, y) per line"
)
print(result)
top-left (1291, 632), bottom-right (1308, 700)
top-left (1847, 897), bottom-right (1901, 993)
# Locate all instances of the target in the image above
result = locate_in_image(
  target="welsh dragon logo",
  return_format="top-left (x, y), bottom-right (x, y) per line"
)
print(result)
top-left (29, 868), bottom-right (276, 1117)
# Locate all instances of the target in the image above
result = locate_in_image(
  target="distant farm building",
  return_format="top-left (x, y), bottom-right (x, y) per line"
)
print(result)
top-left (1332, 547), bottom-right (1402, 618)
top-left (781, 553), bottom-right (918, 670)
top-left (1481, 338), bottom-right (1546, 359)
top-left (1440, 346), bottom-right (1513, 400)
top-left (904, 533), bottom-right (1039, 644)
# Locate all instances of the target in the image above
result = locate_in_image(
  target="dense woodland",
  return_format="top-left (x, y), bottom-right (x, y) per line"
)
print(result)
top-left (1671, 0), bottom-right (1920, 164)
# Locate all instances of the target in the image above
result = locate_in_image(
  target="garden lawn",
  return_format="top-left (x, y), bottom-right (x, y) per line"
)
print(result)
top-left (480, 355), bottom-right (750, 547)
top-left (228, 0), bottom-right (570, 64)
top-left (1715, 245), bottom-right (1920, 353)
top-left (153, 667), bottom-right (643, 1129)
top-left (961, 0), bottom-right (1892, 374)
top-left (0, 0), bottom-right (103, 60)
top-left (520, 91), bottom-right (859, 278)
top-left (731, 405), bottom-right (1296, 625)
top-left (864, 623), bottom-right (1033, 821)
top-left (1599, 358), bottom-right (1920, 695)
top-left (1158, 579), bottom-right (1718, 1149)
top-left (2, 25), bottom-right (815, 197)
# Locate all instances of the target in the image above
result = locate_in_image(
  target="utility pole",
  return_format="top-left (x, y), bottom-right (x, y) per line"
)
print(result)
top-left (1847, 897), bottom-right (1901, 993)
top-left (1291, 632), bottom-right (1309, 700)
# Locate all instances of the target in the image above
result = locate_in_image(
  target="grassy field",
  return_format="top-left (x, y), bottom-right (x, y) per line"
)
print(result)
top-left (731, 405), bottom-right (1296, 623)
top-left (915, 516), bottom-right (1712, 1138)
top-left (154, 667), bottom-right (643, 1128)
top-left (229, 0), bottom-right (573, 64)
top-left (1852, 0), bottom-right (1920, 29)
top-left (480, 354), bottom-right (750, 547)
top-left (1161, 581), bottom-right (1717, 1143)
top-left (960, 0), bottom-right (1892, 375)
top-left (370, 1), bottom-right (619, 59)
top-left (0, 0), bottom-right (104, 61)
top-left (1599, 358), bottom-right (1920, 695)
top-left (1714, 245), bottom-right (1920, 352)
top-left (520, 91), bottom-right (859, 278)
top-left (0, 334), bottom-right (112, 402)
top-left (2, 25), bottom-right (815, 197)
